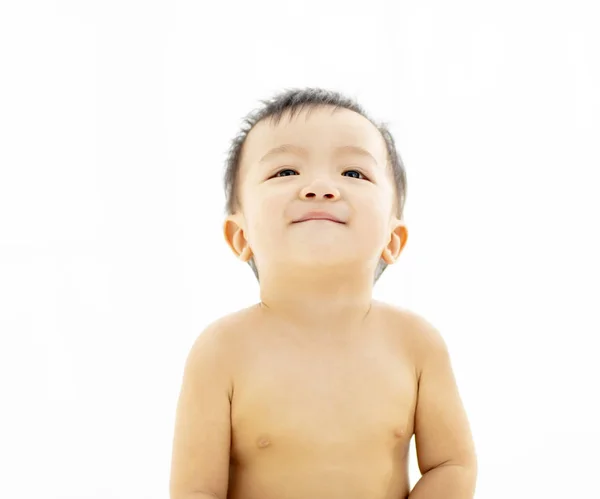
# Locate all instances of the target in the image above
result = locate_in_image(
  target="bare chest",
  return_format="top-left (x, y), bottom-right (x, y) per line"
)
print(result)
top-left (229, 327), bottom-right (417, 466)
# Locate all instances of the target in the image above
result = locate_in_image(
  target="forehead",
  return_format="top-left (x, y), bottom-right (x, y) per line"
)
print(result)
top-left (239, 106), bottom-right (387, 174)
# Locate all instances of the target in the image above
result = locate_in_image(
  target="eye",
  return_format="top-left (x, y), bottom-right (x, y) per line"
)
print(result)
top-left (272, 168), bottom-right (298, 178)
top-left (270, 168), bottom-right (369, 180)
top-left (342, 169), bottom-right (369, 180)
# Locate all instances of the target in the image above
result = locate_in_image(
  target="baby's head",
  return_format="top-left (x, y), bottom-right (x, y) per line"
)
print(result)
top-left (223, 87), bottom-right (408, 284)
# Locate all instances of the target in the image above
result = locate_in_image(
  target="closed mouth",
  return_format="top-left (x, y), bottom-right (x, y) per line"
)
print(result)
top-left (292, 218), bottom-right (345, 224)
top-left (292, 211), bottom-right (345, 224)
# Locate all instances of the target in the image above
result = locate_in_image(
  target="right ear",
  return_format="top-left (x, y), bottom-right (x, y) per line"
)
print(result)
top-left (223, 215), bottom-right (253, 262)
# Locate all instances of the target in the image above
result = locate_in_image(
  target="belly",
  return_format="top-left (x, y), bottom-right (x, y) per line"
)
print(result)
top-left (227, 446), bottom-right (410, 499)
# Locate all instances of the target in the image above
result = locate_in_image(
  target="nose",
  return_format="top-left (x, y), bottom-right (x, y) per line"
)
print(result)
top-left (299, 178), bottom-right (341, 201)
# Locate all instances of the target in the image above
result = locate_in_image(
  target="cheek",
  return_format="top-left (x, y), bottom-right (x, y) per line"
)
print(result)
top-left (243, 183), bottom-right (284, 217)
top-left (355, 191), bottom-right (395, 236)
top-left (244, 191), bottom-right (288, 244)
top-left (356, 187), bottom-right (392, 216)
top-left (262, 186), bottom-right (301, 228)
top-left (373, 187), bottom-right (396, 218)
top-left (259, 190), bottom-right (287, 213)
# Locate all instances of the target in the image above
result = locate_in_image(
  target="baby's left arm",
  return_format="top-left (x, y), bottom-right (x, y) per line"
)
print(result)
top-left (409, 319), bottom-right (478, 499)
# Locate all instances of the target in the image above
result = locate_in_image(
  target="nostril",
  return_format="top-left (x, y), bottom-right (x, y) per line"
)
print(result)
top-left (303, 192), bottom-right (336, 199)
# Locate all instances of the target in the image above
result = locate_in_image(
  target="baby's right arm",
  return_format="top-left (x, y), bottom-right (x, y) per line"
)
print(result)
top-left (169, 320), bottom-right (233, 499)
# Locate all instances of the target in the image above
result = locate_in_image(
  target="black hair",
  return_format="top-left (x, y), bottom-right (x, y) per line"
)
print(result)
top-left (223, 87), bottom-right (407, 283)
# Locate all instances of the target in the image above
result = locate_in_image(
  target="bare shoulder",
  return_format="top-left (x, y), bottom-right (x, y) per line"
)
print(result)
top-left (374, 300), bottom-right (438, 339)
top-left (192, 302), bottom-right (260, 342)
top-left (185, 304), bottom-right (261, 374)
top-left (374, 301), bottom-right (447, 375)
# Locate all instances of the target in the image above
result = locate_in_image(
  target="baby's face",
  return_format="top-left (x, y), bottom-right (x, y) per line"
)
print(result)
top-left (229, 106), bottom-right (404, 275)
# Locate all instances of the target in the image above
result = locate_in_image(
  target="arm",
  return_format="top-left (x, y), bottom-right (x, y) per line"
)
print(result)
top-left (169, 321), bottom-right (233, 499)
top-left (408, 318), bottom-right (478, 499)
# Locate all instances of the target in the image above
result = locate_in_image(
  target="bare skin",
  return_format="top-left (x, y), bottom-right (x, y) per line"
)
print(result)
top-left (170, 298), bottom-right (471, 499)
top-left (227, 300), bottom-right (416, 499)
top-left (170, 105), bottom-right (477, 499)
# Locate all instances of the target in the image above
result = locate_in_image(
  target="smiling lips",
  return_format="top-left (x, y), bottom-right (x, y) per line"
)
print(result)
top-left (292, 211), bottom-right (345, 224)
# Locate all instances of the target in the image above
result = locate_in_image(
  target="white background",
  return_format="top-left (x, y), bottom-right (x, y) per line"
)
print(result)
top-left (1, 1), bottom-right (599, 498)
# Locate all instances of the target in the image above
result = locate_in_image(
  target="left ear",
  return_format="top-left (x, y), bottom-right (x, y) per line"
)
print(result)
top-left (381, 220), bottom-right (408, 264)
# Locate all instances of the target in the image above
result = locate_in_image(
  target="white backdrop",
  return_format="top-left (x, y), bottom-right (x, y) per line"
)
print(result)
top-left (1, 1), bottom-right (599, 498)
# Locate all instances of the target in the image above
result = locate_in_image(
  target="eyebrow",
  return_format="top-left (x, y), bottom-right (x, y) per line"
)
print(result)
top-left (258, 143), bottom-right (379, 165)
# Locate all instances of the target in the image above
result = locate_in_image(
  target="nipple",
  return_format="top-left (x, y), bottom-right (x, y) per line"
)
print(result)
top-left (256, 436), bottom-right (271, 448)
top-left (393, 427), bottom-right (405, 438)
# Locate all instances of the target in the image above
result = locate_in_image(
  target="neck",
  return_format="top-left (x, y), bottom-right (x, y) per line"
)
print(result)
top-left (258, 264), bottom-right (375, 331)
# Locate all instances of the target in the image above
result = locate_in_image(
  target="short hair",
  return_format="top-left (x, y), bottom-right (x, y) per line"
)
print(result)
top-left (223, 87), bottom-right (407, 283)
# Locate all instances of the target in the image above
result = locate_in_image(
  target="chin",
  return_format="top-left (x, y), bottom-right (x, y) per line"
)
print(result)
top-left (294, 252), bottom-right (369, 267)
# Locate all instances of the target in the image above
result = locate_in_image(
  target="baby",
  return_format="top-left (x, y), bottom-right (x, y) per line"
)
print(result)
top-left (169, 88), bottom-right (477, 499)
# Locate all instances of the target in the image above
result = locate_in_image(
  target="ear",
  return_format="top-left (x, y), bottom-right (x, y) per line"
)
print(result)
top-left (381, 220), bottom-right (408, 265)
top-left (223, 215), bottom-right (253, 262)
